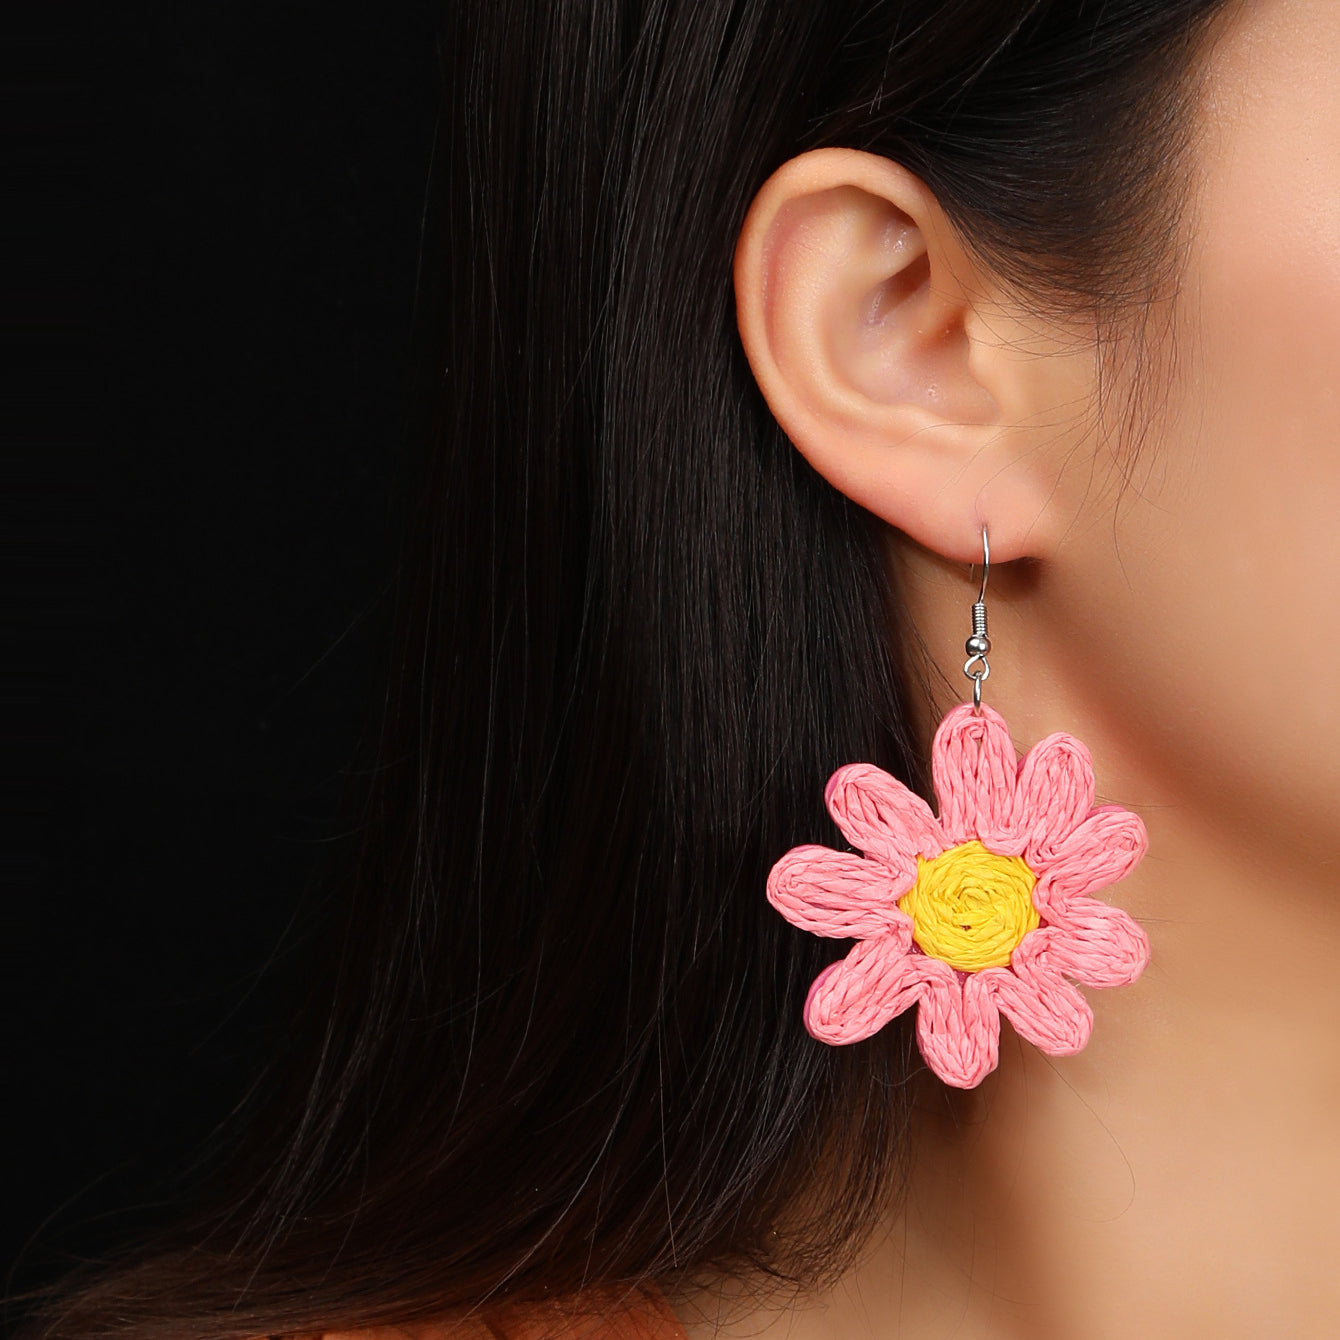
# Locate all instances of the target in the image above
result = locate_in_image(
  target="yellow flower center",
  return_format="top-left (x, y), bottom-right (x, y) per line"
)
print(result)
top-left (897, 840), bottom-right (1040, 972)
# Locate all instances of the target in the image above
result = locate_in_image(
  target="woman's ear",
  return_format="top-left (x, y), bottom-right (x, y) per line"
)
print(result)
top-left (734, 147), bottom-right (1092, 564)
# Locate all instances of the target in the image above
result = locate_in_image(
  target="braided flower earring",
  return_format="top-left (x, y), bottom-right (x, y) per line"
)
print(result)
top-left (767, 526), bottom-right (1150, 1088)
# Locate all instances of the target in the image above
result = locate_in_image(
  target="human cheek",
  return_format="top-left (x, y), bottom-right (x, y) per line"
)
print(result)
top-left (1150, 0), bottom-right (1340, 854)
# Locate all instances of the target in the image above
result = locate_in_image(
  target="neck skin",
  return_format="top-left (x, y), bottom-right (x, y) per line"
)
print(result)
top-left (676, 546), bottom-right (1340, 1339)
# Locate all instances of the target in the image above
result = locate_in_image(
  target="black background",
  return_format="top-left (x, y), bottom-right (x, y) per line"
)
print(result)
top-left (8, 1), bottom-right (443, 1295)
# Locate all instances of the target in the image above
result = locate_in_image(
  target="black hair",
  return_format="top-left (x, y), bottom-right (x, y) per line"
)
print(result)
top-left (29, 0), bottom-right (1230, 1335)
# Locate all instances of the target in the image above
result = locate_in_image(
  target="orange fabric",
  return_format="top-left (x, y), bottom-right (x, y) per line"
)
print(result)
top-left (321, 1284), bottom-right (688, 1340)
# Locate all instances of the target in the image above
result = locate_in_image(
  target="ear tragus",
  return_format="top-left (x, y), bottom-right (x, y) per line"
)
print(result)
top-left (734, 146), bottom-right (1083, 564)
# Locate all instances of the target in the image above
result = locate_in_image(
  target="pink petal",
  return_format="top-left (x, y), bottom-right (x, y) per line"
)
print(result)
top-left (1013, 731), bottom-right (1096, 866)
top-left (980, 948), bottom-right (1093, 1055)
top-left (803, 935), bottom-right (934, 1045)
top-left (931, 703), bottom-right (1020, 847)
top-left (915, 968), bottom-right (1001, 1088)
top-left (824, 763), bottom-right (946, 869)
top-left (767, 844), bottom-right (915, 940)
top-left (1035, 805), bottom-right (1148, 912)
top-left (1023, 907), bottom-right (1150, 989)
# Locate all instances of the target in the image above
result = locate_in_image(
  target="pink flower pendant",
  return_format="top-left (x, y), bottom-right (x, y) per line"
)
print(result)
top-left (767, 703), bottom-right (1150, 1088)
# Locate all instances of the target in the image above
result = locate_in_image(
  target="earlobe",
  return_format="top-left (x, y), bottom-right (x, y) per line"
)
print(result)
top-left (734, 147), bottom-right (1077, 564)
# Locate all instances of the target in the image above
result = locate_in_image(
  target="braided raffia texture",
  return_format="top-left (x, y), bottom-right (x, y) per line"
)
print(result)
top-left (768, 704), bottom-right (1149, 1088)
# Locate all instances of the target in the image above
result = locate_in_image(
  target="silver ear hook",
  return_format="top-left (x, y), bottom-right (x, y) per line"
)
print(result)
top-left (963, 525), bottom-right (991, 711)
